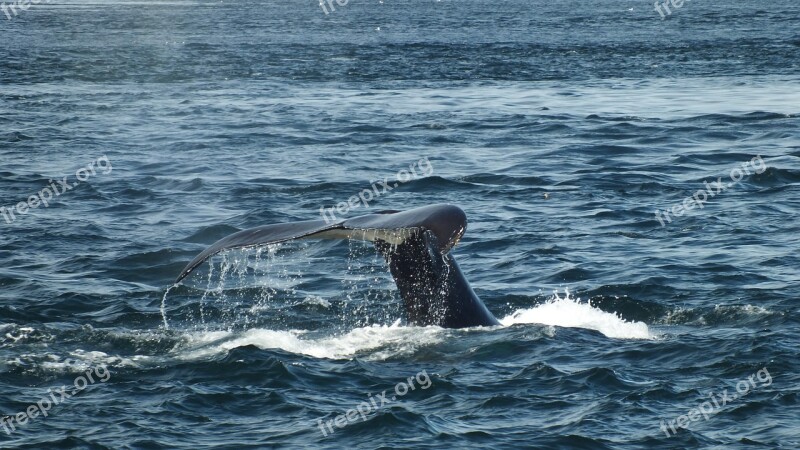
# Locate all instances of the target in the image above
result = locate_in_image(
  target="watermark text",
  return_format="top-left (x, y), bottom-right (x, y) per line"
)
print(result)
top-left (320, 157), bottom-right (433, 224)
top-left (1, 155), bottom-right (112, 225)
top-left (1, 365), bottom-right (111, 435)
top-left (655, 155), bottom-right (765, 227)
top-left (659, 367), bottom-right (772, 437)
top-left (317, 369), bottom-right (432, 436)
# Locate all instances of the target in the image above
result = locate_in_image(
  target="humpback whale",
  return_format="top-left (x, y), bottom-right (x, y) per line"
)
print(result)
top-left (175, 204), bottom-right (500, 328)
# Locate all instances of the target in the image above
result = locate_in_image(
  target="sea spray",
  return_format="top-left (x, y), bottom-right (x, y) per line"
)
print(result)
top-left (500, 290), bottom-right (653, 339)
top-left (161, 284), bottom-right (179, 330)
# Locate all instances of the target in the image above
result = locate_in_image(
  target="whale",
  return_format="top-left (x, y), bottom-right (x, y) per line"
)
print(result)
top-left (175, 204), bottom-right (500, 328)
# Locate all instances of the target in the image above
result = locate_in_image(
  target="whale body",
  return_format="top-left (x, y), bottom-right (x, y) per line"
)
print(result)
top-left (175, 204), bottom-right (500, 328)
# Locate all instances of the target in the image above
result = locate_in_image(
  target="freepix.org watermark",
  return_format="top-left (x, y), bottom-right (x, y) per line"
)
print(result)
top-left (319, 157), bottom-right (433, 224)
top-left (1, 155), bottom-right (112, 225)
top-left (319, 0), bottom-right (348, 15)
top-left (317, 369), bottom-right (433, 437)
top-left (1, 0), bottom-right (50, 20)
top-left (655, 155), bottom-right (765, 227)
top-left (659, 367), bottom-right (772, 438)
top-left (1, 365), bottom-right (111, 435)
top-left (653, 0), bottom-right (691, 20)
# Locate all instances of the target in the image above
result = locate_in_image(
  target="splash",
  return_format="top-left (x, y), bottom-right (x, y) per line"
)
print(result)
top-left (161, 284), bottom-right (179, 330)
top-left (174, 321), bottom-right (444, 361)
top-left (500, 291), bottom-right (653, 339)
top-left (163, 237), bottom-right (400, 332)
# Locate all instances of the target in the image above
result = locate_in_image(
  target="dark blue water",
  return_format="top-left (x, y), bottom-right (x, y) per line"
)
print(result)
top-left (2, 0), bottom-right (799, 448)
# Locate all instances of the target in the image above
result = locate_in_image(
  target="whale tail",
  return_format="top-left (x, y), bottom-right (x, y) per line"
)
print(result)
top-left (175, 204), bottom-right (499, 328)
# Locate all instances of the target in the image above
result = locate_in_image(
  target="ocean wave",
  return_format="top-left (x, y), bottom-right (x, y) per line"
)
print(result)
top-left (171, 322), bottom-right (446, 361)
top-left (500, 291), bottom-right (654, 340)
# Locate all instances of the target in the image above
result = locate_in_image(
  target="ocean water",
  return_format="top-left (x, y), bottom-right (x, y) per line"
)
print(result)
top-left (1, 0), bottom-right (800, 448)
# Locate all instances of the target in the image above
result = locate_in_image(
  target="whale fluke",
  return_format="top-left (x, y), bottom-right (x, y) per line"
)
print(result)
top-left (175, 204), bottom-right (500, 328)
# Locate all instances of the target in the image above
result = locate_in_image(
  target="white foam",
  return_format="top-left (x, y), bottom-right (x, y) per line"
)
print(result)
top-left (17, 350), bottom-right (140, 374)
top-left (175, 321), bottom-right (445, 361)
top-left (500, 291), bottom-right (653, 339)
top-left (9, 296), bottom-right (651, 370)
top-left (713, 304), bottom-right (771, 315)
top-left (4, 326), bottom-right (35, 343)
top-left (172, 290), bottom-right (653, 361)
top-left (299, 295), bottom-right (331, 308)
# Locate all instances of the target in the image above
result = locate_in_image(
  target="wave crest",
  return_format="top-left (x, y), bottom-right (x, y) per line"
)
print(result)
top-left (500, 291), bottom-right (654, 340)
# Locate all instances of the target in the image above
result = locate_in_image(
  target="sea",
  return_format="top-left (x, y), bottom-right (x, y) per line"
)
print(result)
top-left (1, 0), bottom-right (799, 448)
